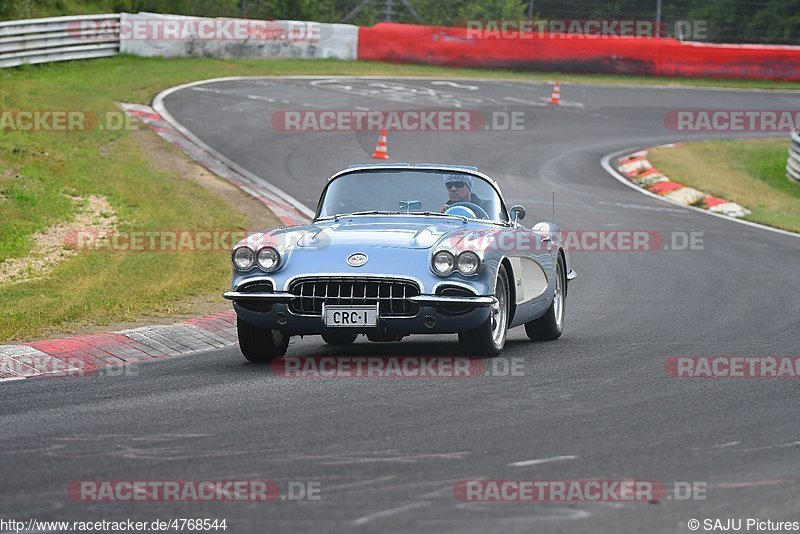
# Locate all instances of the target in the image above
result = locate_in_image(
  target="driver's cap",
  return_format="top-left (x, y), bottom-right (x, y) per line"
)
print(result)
top-left (443, 174), bottom-right (472, 189)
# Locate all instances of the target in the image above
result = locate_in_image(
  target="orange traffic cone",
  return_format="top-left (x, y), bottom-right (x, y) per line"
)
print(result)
top-left (371, 129), bottom-right (389, 159)
top-left (549, 81), bottom-right (561, 105)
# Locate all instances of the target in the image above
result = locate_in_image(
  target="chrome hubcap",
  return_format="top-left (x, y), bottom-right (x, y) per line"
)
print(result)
top-left (554, 261), bottom-right (564, 329)
top-left (491, 275), bottom-right (508, 346)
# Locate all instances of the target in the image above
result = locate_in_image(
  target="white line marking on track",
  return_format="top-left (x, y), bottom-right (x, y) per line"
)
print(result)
top-left (509, 455), bottom-right (579, 467)
top-left (245, 95), bottom-right (275, 102)
top-left (322, 476), bottom-right (397, 492)
top-left (738, 441), bottom-right (800, 452)
top-left (431, 80), bottom-right (479, 90)
top-left (504, 96), bottom-right (548, 107)
top-left (352, 502), bottom-right (432, 526)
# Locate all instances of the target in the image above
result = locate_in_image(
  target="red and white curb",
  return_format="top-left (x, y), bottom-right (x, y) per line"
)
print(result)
top-left (119, 102), bottom-right (311, 227)
top-left (0, 96), bottom-right (310, 383)
top-left (616, 148), bottom-right (751, 218)
top-left (0, 312), bottom-right (237, 382)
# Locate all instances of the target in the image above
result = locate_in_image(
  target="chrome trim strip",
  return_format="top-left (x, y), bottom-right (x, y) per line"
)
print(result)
top-left (408, 295), bottom-right (497, 307)
top-left (223, 291), bottom-right (295, 302)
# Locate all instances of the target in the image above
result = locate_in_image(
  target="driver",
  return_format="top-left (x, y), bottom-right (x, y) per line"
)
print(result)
top-left (440, 174), bottom-right (488, 213)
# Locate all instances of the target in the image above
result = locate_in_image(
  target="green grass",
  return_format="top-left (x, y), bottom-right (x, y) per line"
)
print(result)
top-left (648, 139), bottom-right (800, 233)
top-left (1, 55), bottom-right (799, 342)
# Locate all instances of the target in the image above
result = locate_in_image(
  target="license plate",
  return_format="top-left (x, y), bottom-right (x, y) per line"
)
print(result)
top-left (323, 305), bottom-right (378, 327)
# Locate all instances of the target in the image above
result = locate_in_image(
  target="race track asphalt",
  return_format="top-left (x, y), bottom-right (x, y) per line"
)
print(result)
top-left (1, 77), bottom-right (799, 533)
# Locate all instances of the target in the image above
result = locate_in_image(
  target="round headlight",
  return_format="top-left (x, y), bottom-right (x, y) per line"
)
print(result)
top-left (457, 251), bottom-right (481, 276)
top-left (432, 250), bottom-right (455, 275)
top-left (256, 247), bottom-right (280, 271)
top-left (232, 246), bottom-right (255, 271)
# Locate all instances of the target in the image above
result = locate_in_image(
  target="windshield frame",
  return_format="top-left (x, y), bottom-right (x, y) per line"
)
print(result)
top-left (313, 165), bottom-right (511, 224)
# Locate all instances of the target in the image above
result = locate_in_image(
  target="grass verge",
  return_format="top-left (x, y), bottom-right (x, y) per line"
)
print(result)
top-left (647, 139), bottom-right (800, 233)
top-left (1, 55), bottom-right (798, 342)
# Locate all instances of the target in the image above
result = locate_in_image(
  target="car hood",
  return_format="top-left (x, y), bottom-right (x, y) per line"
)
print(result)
top-left (294, 217), bottom-right (470, 250)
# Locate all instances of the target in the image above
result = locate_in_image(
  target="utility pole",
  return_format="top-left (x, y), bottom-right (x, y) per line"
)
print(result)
top-left (655, 0), bottom-right (662, 38)
top-left (528, 0), bottom-right (533, 20)
top-left (343, 0), bottom-right (420, 23)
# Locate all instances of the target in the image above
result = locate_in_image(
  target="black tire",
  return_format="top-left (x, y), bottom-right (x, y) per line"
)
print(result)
top-left (237, 317), bottom-right (289, 362)
top-left (525, 254), bottom-right (566, 341)
top-left (321, 331), bottom-right (358, 346)
top-left (458, 267), bottom-right (510, 357)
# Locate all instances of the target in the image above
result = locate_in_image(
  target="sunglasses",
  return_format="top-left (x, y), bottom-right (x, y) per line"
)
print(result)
top-left (445, 182), bottom-right (468, 189)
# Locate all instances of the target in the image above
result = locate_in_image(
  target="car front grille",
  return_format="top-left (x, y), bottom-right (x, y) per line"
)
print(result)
top-left (288, 277), bottom-right (420, 317)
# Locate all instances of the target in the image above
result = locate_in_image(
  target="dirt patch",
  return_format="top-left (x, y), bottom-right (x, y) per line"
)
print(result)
top-left (29, 129), bottom-right (282, 338)
top-left (0, 194), bottom-right (117, 285)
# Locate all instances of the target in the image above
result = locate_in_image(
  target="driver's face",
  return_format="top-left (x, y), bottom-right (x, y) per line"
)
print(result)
top-left (445, 181), bottom-right (471, 203)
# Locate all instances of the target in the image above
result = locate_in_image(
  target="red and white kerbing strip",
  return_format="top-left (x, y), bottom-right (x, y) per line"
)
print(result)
top-left (0, 103), bottom-right (313, 383)
top-left (0, 312), bottom-right (237, 382)
top-left (616, 148), bottom-right (751, 218)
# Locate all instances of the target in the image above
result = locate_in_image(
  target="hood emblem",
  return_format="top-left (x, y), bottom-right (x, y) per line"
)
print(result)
top-left (347, 253), bottom-right (368, 267)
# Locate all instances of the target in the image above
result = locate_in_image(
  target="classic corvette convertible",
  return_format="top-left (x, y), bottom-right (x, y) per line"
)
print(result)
top-left (224, 164), bottom-right (575, 360)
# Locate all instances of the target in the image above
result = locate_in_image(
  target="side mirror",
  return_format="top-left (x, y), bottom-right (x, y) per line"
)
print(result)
top-left (510, 205), bottom-right (526, 223)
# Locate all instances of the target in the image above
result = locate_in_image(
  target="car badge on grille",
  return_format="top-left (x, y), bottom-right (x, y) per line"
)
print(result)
top-left (347, 253), bottom-right (368, 267)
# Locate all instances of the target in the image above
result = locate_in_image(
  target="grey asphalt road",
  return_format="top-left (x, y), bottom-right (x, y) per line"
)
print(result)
top-left (2, 77), bottom-right (799, 534)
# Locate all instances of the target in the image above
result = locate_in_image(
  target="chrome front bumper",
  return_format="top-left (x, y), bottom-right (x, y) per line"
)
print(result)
top-left (223, 291), bottom-right (497, 308)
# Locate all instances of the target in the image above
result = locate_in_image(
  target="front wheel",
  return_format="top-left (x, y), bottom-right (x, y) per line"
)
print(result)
top-left (525, 254), bottom-right (565, 341)
top-left (458, 267), bottom-right (510, 357)
top-left (237, 317), bottom-right (289, 362)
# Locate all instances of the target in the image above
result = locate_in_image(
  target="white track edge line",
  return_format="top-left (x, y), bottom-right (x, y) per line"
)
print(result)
top-left (152, 78), bottom-right (315, 219)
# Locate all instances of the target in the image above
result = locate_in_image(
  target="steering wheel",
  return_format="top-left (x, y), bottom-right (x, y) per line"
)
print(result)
top-left (445, 201), bottom-right (489, 220)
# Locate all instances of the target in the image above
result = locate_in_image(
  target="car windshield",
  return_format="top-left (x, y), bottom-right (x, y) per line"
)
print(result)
top-left (317, 168), bottom-right (507, 222)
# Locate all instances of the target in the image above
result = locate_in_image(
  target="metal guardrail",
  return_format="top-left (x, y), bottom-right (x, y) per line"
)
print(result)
top-left (0, 14), bottom-right (120, 68)
top-left (788, 129), bottom-right (800, 185)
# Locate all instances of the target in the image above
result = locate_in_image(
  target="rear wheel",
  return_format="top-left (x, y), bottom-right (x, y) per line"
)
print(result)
top-left (237, 317), bottom-right (289, 362)
top-left (458, 267), bottom-right (510, 357)
top-left (321, 331), bottom-right (358, 346)
top-left (525, 255), bottom-right (565, 341)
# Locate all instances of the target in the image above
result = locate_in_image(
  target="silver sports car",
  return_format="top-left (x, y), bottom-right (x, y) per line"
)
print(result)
top-left (224, 164), bottom-right (576, 360)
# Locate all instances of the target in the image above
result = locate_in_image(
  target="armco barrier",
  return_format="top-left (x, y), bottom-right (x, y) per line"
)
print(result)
top-left (659, 40), bottom-right (800, 80)
top-left (357, 23), bottom-right (800, 81)
top-left (3, 14), bottom-right (799, 80)
top-left (788, 130), bottom-right (800, 185)
top-left (119, 12), bottom-right (358, 60)
top-left (0, 14), bottom-right (120, 68)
